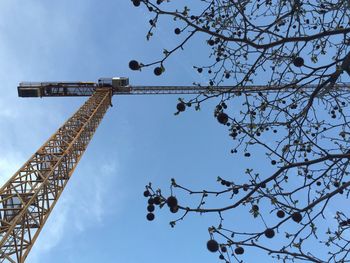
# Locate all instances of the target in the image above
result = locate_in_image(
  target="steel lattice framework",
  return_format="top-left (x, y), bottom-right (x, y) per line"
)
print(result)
top-left (2, 77), bottom-right (350, 262)
top-left (0, 88), bottom-right (112, 263)
top-left (18, 81), bottom-right (350, 97)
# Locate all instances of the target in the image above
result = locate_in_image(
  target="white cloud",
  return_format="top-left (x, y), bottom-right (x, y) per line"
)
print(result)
top-left (0, 151), bottom-right (24, 185)
top-left (73, 159), bottom-right (122, 229)
top-left (28, 198), bottom-right (69, 263)
top-left (27, 157), bottom-right (123, 262)
top-left (36, 199), bottom-right (69, 251)
top-left (0, 2), bottom-right (125, 262)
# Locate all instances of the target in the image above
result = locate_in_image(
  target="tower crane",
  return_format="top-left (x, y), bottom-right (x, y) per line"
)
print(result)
top-left (0, 77), bottom-right (346, 262)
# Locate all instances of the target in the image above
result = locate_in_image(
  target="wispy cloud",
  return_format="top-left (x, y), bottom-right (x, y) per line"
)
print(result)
top-left (34, 199), bottom-right (69, 251)
top-left (0, 2), bottom-right (128, 262)
top-left (71, 160), bottom-right (122, 231)
top-left (28, 157), bottom-right (123, 262)
top-left (0, 151), bottom-right (24, 185)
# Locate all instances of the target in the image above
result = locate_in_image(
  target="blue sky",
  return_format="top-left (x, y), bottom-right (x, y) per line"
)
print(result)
top-left (0, 1), bottom-right (345, 263)
top-left (0, 1), bottom-right (241, 262)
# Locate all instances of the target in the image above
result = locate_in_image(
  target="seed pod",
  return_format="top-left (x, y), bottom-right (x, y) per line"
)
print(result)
top-left (146, 213), bottom-right (155, 221)
top-left (293, 57), bottom-right (304, 67)
top-left (217, 112), bottom-right (228, 124)
top-left (235, 246), bottom-right (244, 255)
top-left (129, 60), bottom-right (140, 70)
top-left (167, 196), bottom-right (178, 208)
top-left (177, 102), bottom-right (186, 112)
top-left (264, 228), bottom-right (275, 238)
top-left (207, 239), bottom-right (219, 252)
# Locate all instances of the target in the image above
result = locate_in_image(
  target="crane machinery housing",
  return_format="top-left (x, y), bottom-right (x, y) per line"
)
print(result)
top-left (0, 77), bottom-right (346, 262)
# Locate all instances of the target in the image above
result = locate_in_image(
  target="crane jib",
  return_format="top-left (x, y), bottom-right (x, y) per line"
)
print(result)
top-left (17, 84), bottom-right (246, 97)
top-left (17, 83), bottom-right (218, 97)
top-left (17, 78), bottom-right (350, 98)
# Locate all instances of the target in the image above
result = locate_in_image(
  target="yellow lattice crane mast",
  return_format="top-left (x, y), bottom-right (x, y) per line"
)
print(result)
top-left (0, 77), bottom-right (233, 263)
top-left (0, 77), bottom-right (346, 262)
